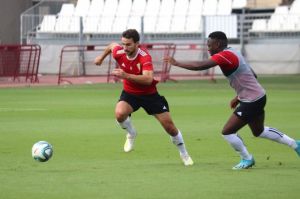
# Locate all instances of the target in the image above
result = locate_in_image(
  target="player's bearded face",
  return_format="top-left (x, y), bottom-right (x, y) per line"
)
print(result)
top-left (121, 37), bottom-right (139, 57)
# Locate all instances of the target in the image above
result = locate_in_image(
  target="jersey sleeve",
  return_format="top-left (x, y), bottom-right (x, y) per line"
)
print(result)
top-left (112, 45), bottom-right (123, 59)
top-left (141, 54), bottom-right (153, 71)
top-left (210, 51), bottom-right (239, 74)
top-left (210, 51), bottom-right (233, 66)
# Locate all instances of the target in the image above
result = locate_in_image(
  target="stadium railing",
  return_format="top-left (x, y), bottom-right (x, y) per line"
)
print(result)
top-left (57, 43), bottom-right (214, 85)
top-left (58, 44), bottom-right (114, 85)
top-left (0, 44), bottom-right (41, 83)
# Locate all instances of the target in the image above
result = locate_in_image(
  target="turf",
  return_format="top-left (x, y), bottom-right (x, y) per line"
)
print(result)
top-left (0, 75), bottom-right (300, 199)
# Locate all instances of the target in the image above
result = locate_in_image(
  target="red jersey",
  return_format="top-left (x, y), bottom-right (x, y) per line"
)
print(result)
top-left (112, 45), bottom-right (158, 95)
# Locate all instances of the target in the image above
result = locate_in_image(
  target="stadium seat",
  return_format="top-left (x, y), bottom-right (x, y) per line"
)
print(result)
top-left (267, 16), bottom-right (282, 31)
top-left (84, 0), bottom-right (104, 33)
top-left (170, 0), bottom-right (189, 32)
top-left (282, 15), bottom-right (298, 31)
top-left (144, 0), bottom-right (161, 33)
top-left (84, 16), bottom-right (101, 33)
top-left (38, 15), bottom-right (57, 32)
top-left (127, 0), bottom-right (146, 32)
top-left (69, 16), bottom-right (82, 33)
top-left (98, 16), bottom-right (115, 33)
top-left (74, 0), bottom-right (90, 17)
top-left (98, 0), bottom-right (118, 33)
top-left (187, 0), bottom-right (203, 16)
top-left (217, 0), bottom-right (232, 15)
top-left (112, 0), bottom-right (132, 33)
top-left (274, 5), bottom-right (289, 15)
top-left (55, 3), bottom-right (75, 32)
top-left (156, 0), bottom-right (175, 33)
top-left (186, 0), bottom-right (204, 33)
top-left (232, 0), bottom-right (247, 9)
top-left (130, 0), bottom-right (146, 16)
top-left (202, 0), bottom-right (217, 16)
top-left (250, 19), bottom-right (267, 31)
top-left (289, 0), bottom-right (300, 14)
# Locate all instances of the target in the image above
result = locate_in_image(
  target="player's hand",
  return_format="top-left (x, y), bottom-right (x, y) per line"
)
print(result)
top-left (112, 68), bottom-right (127, 79)
top-left (230, 96), bottom-right (239, 109)
top-left (163, 56), bottom-right (177, 66)
top-left (94, 56), bottom-right (103, 66)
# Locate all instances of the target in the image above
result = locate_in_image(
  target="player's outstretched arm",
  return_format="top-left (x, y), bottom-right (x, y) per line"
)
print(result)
top-left (112, 69), bottom-right (154, 86)
top-left (94, 43), bottom-right (119, 66)
top-left (164, 56), bottom-right (217, 71)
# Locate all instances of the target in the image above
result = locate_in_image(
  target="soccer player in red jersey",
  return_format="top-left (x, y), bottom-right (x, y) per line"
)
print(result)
top-left (164, 31), bottom-right (300, 169)
top-left (94, 29), bottom-right (193, 166)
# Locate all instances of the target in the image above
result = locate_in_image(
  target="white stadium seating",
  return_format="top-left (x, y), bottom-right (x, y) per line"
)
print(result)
top-left (202, 0), bottom-right (218, 16)
top-left (143, 0), bottom-right (161, 33)
top-left (170, 0), bottom-right (189, 32)
top-left (55, 3), bottom-right (74, 32)
top-left (185, 0), bottom-right (204, 32)
top-left (250, 0), bottom-right (300, 32)
top-left (112, 0), bottom-right (132, 33)
top-left (36, 0), bottom-right (300, 36)
top-left (127, 0), bottom-right (146, 32)
top-left (84, 0), bottom-right (104, 33)
top-left (38, 15), bottom-right (56, 32)
top-left (156, 0), bottom-right (175, 33)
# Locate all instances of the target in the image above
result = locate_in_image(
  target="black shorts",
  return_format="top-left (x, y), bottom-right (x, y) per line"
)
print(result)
top-left (234, 95), bottom-right (266, 123)
top-left (119, 90), bottom-right (170, 115)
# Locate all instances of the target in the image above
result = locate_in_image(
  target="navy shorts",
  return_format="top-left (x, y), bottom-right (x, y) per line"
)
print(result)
top-left (119, 90), bottom-right (169, 115)
top-left (234, 95), bottom-right (266, 123)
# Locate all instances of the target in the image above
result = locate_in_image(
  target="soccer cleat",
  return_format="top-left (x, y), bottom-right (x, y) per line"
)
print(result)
top-left (180, 154), bottom-right (194, 166)
top-left (294, 140), bottom-right (300, 157)
top-left (232, 158), bottom-right (255, 170)
top-left (123, 134), bottom-right (136, 152)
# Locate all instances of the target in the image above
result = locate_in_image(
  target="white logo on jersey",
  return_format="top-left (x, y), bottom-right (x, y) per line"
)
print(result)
top-left (139, 48), bottom-right (147, 57)
top-left (237, 112), bottom-right (242, 116)
top-left (116, 49), bottom-right (125, 54)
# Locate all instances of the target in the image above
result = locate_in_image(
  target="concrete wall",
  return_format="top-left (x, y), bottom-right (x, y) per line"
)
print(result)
top-left (38, 43), bottom-right (300, 75)
top-left (0, 0), bottom-right (32, 44)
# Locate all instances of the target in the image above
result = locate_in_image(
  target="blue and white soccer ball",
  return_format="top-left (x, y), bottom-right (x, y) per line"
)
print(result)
top-left (32, 141), bottom-right (53, 162)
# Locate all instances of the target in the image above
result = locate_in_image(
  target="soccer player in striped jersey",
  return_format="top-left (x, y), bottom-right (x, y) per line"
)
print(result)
top-left (94, 29), bottom-right (193, 166)
top-left (164, 31), bottom-right (300, 169)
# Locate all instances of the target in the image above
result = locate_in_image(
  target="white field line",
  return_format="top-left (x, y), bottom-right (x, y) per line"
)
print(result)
top-left (0, 108), bottom-right (48, 112)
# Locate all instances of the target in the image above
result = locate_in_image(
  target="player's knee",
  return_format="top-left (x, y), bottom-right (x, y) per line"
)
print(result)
top-left (222, 127), bottom-right (232, 135)
top-left (115, 110), bottom-right (127, 122)
top-left (222, 131), bottom-right (231, 135)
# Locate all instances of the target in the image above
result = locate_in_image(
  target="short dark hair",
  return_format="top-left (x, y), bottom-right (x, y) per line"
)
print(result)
top-left (208, 31), bottom-right (228, 47)
top-left (122, 29), bottom-right (140, 43)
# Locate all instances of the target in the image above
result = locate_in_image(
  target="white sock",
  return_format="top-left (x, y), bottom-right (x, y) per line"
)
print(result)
top-left (223, 134), bottom-right (252, 160)
top-left (117, 117), bottom-right (136, 137)
top-left (171, 130), bottom-right (188, 156)
top-left (259, 126), bottom-right (297, 149)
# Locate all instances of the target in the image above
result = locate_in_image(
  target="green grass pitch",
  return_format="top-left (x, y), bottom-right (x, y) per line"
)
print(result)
top-left (0, 75), bottom-right (300, 199)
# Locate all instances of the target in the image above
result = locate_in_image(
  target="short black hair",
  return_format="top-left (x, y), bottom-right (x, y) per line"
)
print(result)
top-left (122, 29), bottom-right (140, 43)
top-left (208, 31), bottom-right (228, 47)
top-left (209, 31), bottom-right (228, 40)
